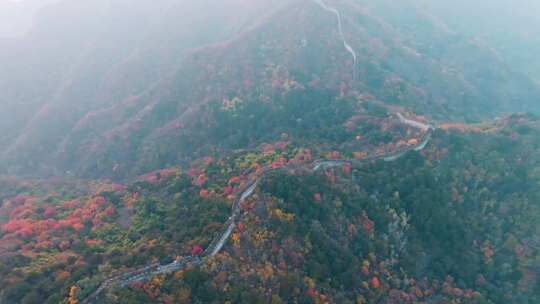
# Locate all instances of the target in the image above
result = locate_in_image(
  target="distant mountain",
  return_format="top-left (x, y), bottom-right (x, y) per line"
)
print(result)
top-left (0, 0), bottom-right (292, 175)
top-left (414, 0), bottom-right (540, 84)
top-left (1, 0), bottom-right (539, 178)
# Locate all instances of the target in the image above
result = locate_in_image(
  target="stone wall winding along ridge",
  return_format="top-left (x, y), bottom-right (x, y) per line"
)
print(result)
top-left (81, 113), bottom-right (433, 303)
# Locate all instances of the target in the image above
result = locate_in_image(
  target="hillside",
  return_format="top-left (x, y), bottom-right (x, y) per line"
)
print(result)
top-left (0, 114), bottom-right (538, 303)
top-left (0, 0), bottom-right (292, 176)
top-left (1, 1), bottom-right (540, 304)
top-left (1, 0), bottom-right (539, 179)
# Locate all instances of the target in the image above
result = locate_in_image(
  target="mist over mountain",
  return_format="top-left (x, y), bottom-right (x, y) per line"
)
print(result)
top-left (0, 0), bottom-right (294, 176)
top-left (0, 0), bottom-right (539, 178)
top-left (0, 2), bottom-right (539, 303)
top-left (415, 0), bottom-right (540, 84)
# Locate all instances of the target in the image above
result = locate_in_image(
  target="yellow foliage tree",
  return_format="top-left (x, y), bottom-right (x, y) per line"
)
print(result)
top-left (271, 295), bottom-right (285, 304)
top-left (304, 276), bottom-right (316, 289)
top-left (231, 232), bottom-right (241, 247)
top-left (258, 262), bottom-right (275, 280)
top-left (274, 208), bottom-right (295, 222)
top-left (176, 287), bottom-right (191, 304)
top-left (67, 286), bottom-right (78, 304)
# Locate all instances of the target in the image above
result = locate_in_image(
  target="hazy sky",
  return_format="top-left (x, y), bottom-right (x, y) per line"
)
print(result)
top-left (0, 0), bottom-right (61, 37)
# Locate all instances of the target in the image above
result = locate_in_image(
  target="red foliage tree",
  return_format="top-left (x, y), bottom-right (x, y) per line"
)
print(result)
top-left (371, 277), bottom-right (381, 289)
top-left (199, 189), bottom-right (210, 198)
top-left (191, 245), bottom-right (204, 256)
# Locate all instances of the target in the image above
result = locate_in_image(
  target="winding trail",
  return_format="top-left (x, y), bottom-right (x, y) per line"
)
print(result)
top-left (81, 114), bottom-right (433, 303)
top-left (312, 0), bottom-right (357, 76)
top-left (397, 113), bottom-right (433, 132)
top-left (79, 4), bottom-right (432, 299)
